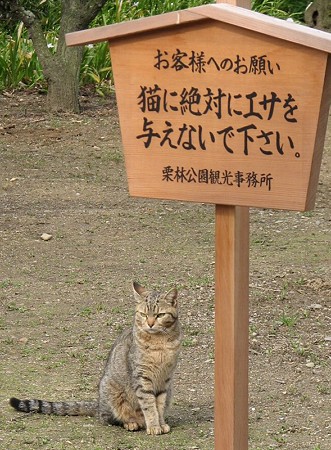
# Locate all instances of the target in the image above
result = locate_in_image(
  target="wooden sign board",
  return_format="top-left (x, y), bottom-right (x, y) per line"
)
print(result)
top-left (66, 4), bottom-right (331, 211)
top-left (111, 24), bottom-right (329, 211)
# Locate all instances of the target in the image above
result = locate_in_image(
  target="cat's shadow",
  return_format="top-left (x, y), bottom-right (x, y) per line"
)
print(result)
top-left (169, 402), bottom-right (214, 427)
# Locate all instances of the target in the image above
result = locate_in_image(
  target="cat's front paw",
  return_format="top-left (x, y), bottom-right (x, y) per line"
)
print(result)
top-left (146, 424), bottom-right (170, 435)
top-left (161, 424), bottom-right (171, 434)
top-left (147, 425), bottom-right (163, 435)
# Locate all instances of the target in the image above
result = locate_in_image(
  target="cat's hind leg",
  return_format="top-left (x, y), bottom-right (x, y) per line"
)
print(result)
top-left (123, 409), bottom-right (145, 431)
top-left (99, 398), bottom-right (144, 430)
top-left (118, 406), bottom-right (145, 431)
top-left (99, 379), bottom-right (144, 431)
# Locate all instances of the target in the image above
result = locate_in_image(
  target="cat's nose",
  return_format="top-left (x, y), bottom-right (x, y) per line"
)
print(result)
top-left (147, 317), bottom-right (155, 328)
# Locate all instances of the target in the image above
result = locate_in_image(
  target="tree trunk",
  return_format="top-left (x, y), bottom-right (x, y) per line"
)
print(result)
top-left (45, 0), bottom-right (109, 112)
top-left (26, 18), bottom-right (83, 113)
top-left (305, 0), bottom-right (331, 30)
top-left (0, 0), bottom-right (108, 113)
top-left (40, 1), bottom-right (87, 113)
top-left (45, 47), bottom-right (83, 113)
top-left (43, 0), bottom-right (87, 113)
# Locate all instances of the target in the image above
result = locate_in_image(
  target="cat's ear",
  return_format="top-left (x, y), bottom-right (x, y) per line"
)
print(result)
top-left (133, 281), bottom-right (146, 301)
top-left (164, 288), bottom-right (178, 307)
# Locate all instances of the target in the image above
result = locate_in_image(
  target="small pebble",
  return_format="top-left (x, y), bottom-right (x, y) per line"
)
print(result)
top-left (309, 304), bottom-right (322, 310)
top-left (41, 233), bottom-right (52, 241)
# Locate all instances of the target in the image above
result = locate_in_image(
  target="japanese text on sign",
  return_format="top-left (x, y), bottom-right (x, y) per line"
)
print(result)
top-left (162, 166), bottom-right (273, 191)
top-left (154, 49), bottom-right (281, 75)
top-left (136, 82), bottom-right (299, 157)
top-left (137, 117), bottom-right (297, 157)
top-left (134, 48), bottom-right (302, 182)
top-left (137, 85), bottom-right (298, 122)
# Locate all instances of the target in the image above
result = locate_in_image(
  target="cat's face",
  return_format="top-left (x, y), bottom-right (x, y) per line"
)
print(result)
top-left (133, 282), bottom-right (178, 334)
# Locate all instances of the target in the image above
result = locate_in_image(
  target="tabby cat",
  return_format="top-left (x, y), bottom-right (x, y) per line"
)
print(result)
top-left (10, 281), bottom-right (182, 435)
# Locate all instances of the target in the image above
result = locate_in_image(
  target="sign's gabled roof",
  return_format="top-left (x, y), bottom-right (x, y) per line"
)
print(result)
top-left (66, 3), bottom-right (331, 53)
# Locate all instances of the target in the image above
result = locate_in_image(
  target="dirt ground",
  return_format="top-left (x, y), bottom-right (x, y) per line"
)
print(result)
top-left (0, 90), bottom-right (330, 450)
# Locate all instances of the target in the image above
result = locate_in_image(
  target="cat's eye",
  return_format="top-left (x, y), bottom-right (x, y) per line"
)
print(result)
top-left (157, 313), bottom-right (166, 318)
top-left (138, 312), bottom-right (147, 318)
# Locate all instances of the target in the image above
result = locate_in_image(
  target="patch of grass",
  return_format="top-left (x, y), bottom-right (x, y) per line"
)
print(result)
top-left (279, 280), bottom-right (289, 301)
top-left (255, 290), bottom-right (274, 302)
top-left (302, 211), bottom-right (314, 218)
top-left (114, 324), bottom-right (124, 333)
top-left (80, 307), bottom-right (93, 317)
top-left (294, 277), bottom-right (307, 286)
top-left (106, 149), bottom-right (123, 163)
top-left (291, 340), bottom-right (309, 357)
top-left (37, 436), bottom-right (52, 446)
top-left (20, 346), bottom-right (37, 357)
top-left (71, 351), bottom-right (89, 364)
top-left (278, 310), bottom-right (298, 327)
top-left (0, 22), bottom-right (43, 90)
top-left (188, 329), bottom-right (200, 337)
top-left (185, 274), bottom-right (213, 288)
top-left (317, 383), bottom-right (330, 395)
top-left (272, 431), bottom-right (287, 444)
top-left (7, 302), bottom-right (27, 313)
top-left (301, 309), bottom-right (311, 319)
top-left (110, 306), bottom-right (123, 314)
top-left (1, 278), bottom-right (22, 289)
top-left (249, 324), bottom-right (258, 334)
top-left (0, 279), bottom-right (12, 288)
top-left (8, 420), bottom-right (27, 432)
top-left (182, 337), bottom-right (195, 347)
top-left (252, 0), bottom-right (310, 22)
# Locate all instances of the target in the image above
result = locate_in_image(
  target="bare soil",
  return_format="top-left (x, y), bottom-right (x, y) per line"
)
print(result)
top-left (0, 90), bottom-right (330, 450)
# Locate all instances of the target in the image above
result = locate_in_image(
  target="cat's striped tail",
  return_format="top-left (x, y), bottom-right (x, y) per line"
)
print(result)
top-left (9, 397), bottom-right (98, 417)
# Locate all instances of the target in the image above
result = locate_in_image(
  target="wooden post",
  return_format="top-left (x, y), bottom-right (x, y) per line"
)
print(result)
top-left (214, 4), bottom-right (250, 450)
top-left (215, 205), bottom-right (249, 449)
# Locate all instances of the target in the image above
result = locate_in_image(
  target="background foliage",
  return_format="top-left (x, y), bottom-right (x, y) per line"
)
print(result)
top-left (0, 0), bottom-right (312, 93)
